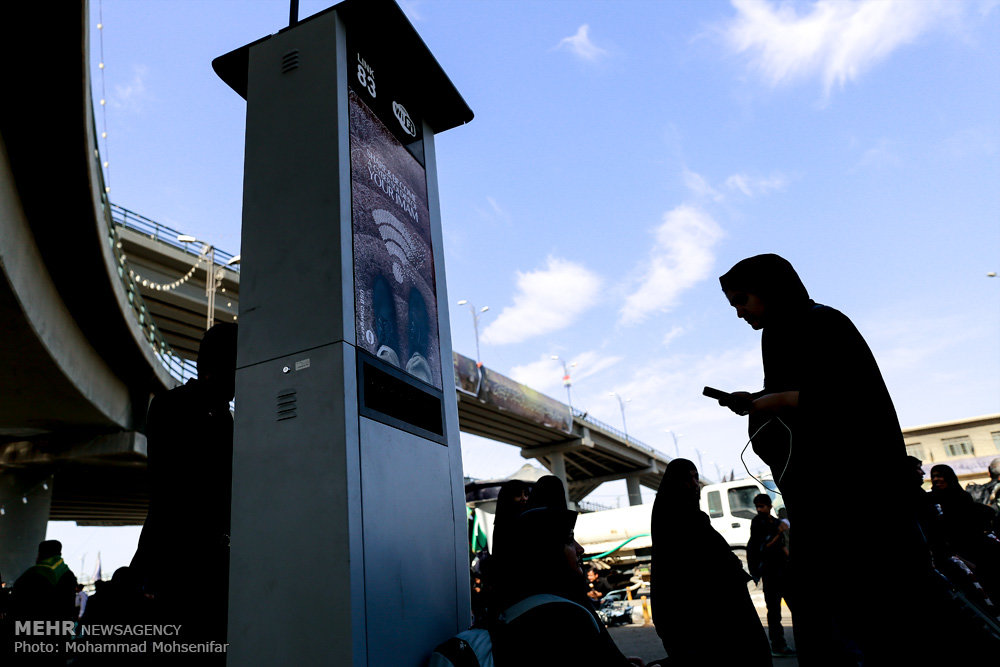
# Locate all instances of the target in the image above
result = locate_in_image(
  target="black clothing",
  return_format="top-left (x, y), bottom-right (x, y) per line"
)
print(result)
top-left (748, 514), bottom-right (791, 650)
top-left (131, 378), bottom-right (233, 657)
top-left (967, 479), bottom-right (1000, 509)
top-left (722, 255), bottom-right (932, 665)
top-left (9, 557), bottom-right (77, 623)
top-left (492, 596), bottom-right (631, 667)
top-left (6, 558), bottom-right (77, 666)
top-left (747, 514), bottom-right (787, 581)
top-left (587, 576), bottom-right (613, 600)
top-left (490, 506), bottom-right (633, 666)
top-left (651, 464), bottom-right (771, 667)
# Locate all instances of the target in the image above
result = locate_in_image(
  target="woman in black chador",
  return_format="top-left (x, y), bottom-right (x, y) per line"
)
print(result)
top-left (718, 254), bottom-right (927, 665)
top-left (490, 503), bottom-right (641, 667)
top-left (650, 458), bottom-right (771, 666)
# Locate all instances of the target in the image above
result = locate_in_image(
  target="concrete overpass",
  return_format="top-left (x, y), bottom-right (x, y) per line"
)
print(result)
top-left (0, 2), bottom-right (182, 579)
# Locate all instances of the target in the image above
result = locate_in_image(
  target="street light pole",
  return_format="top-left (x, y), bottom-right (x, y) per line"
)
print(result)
top-left (609, 392), bottom-right (630, 441)
top-left (179, 235), bottom-right (241, 330)
top-left (551, 355), bottom-right (577, 413)
top-left (457, 300), bottom-right (489, 367)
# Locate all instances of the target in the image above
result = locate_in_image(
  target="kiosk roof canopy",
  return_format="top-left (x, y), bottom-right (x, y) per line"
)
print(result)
top-left (212, 0), bottom-right (474, 134)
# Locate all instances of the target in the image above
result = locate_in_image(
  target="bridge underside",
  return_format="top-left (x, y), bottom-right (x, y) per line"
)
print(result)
top-left (454, 354), bottom-right (669, 503)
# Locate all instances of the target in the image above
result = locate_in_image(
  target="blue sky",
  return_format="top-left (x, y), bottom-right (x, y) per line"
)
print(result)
top-left (52, 0), bottom-right (999, 574)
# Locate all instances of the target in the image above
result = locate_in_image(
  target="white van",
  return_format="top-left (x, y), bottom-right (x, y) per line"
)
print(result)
top-left (468, 475), bottom-right (784, 560)
top-left (570, 476), bottom-right (783, 559)
top-left (701, 476), bottom-right (784, 549)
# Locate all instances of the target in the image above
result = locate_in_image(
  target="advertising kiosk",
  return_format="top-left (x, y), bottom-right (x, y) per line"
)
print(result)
top-left (213, 1), bottom-right (473, 663)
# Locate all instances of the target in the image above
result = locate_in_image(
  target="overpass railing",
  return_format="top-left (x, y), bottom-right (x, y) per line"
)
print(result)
top-left (90, 120), bottom-right (197, 383)
top-left (572, 408), bottom-right (664, 460)
top-left (110, 203), bottom-right (240, 270)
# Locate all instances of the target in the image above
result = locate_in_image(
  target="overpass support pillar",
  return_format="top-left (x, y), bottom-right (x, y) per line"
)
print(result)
top-left (549, 452), bottom-right (570, 506)
top-left (0, 469), bottom-right (53, 584)
top-left (626, 474), bottom-right (642, 506)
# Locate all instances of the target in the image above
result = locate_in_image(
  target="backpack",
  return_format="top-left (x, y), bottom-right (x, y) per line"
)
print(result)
top-left (428, 593), bottom-right (599, 667)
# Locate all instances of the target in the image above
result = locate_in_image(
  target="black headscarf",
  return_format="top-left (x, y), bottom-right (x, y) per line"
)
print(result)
top-left (719, 253), bottom-right (812, 321)
top-left (654, 459), bottom-right (700, 514)
top-left (493, 507), bottom-right (582, 606)
top-left (526, 475), bottom-right (567, 512)
top-left (930, 464), bottom-right (961, 491)
top-left (650, 459), bottom-right (771, 665)
top-left (492, 480), bottom-right (531, 557)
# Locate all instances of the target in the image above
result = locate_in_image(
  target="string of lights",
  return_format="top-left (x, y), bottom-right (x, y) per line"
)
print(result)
top-left (0, 477), bottom-right (52, 518)
top-left (120, 242), bottom-right (211, 293)
top-left (97, 0), bottom-right (110, 194)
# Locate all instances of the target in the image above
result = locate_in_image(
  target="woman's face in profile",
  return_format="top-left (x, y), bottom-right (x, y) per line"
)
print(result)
top-left (563, 533), bottom-right (585, 578)
top-left (724, 290), bottom-right (766, 330)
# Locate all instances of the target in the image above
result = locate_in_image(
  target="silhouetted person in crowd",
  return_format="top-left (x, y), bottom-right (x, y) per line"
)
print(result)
top-left (10, 540), bottom-right (77, 623)
top-left (585, 567), bottom-right (612, 603)
top-left (718, 254), bottom-right (929, 665)
top-left (477, 479), bottom-right (532, 627)
top-left (526, 475), bottom-right (568, 512)
top-left (131, 322), bottom-right (237, 661)
top-left (74, 582), bottom-right (87, 619)
top-left (490, 503), bottom-right (643, 666)
top-left (747, 494), bottom-right (794, 657)
top-left (77, 567), bottom-right (149, 665)
top-left (930, 464), bottom-right (1000, 598)
top-left (650, 459), bottom-right (770, 667)
top-left (907, 456), bottom-right (944, 548)
top-left (967, 457), bottom-right (1000, 511)
top-left (7, 540), bottom-right (77, 665)
top-left (490, 479), bottom-right (531, 557)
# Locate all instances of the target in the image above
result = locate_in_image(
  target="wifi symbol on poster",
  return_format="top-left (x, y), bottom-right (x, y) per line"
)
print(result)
top-left (373, 209), bottom-right (416, 284)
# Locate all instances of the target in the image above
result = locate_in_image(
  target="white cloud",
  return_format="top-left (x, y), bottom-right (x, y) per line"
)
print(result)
top-left (473, 196), bottom-right (512, 226)
top-left (555, 24), bottom-right (608, 61)
top-left (724, 0), bottom-right (958, 96)
top-left (509, 357), bottom-right (565, 393)
top-left (569, 344), bottom-right (766, 473)
top-left (573, 351), bottom-right (624, 381)
top-left (112, 65), bottom-right (149, 111)
top-left (855, 139), bottom-right (901, 170)
top-left (662, 326), bottom-right (684, 347)
top-left (683, 168), bottom-right (723, 201)
top-left (619, 205), bottom-right (725, 325)
top-left (724, 173), bottom-right (787, 196)
top-left (482, 257), bottom-right (603, 345)
top-left (509, 350), bottom-right (622, 395)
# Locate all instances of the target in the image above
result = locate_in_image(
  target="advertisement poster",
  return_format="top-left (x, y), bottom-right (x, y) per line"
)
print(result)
top-left (349, 88), bottom-right (441, 389)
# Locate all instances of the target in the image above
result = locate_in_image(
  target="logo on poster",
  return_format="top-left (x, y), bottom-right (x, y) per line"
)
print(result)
top-left (393, 101), bottom-right (417, 137)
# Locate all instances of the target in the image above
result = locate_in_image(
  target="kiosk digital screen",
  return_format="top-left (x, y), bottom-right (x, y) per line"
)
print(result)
top-left (348, 47), bottom-right (441, 390)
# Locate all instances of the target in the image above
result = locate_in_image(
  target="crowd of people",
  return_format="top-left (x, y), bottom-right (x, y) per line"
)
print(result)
top-left (464, 253), bottom-right (1000, 666)
top-left (1, 323), bottom-right (237, 666)
top-left (4, 255), bottom-right (1000, 666)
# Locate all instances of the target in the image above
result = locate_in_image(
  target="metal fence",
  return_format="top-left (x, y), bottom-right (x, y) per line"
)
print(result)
top-left (572, 408), bottom-right (664, 459)
top-left (110, 203), bottom-right (240, 269)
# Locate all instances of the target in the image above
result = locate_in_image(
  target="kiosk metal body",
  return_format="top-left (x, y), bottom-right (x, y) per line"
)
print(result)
top-left (214, 2), bottom-right (472, 663)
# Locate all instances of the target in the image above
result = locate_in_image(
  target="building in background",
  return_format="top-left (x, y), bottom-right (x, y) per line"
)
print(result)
top-left (903, 414), bottom-right (1000, 487)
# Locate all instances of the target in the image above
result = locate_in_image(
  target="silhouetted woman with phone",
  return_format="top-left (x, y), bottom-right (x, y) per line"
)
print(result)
top-left (718, 254), bottom-right (930, 665)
